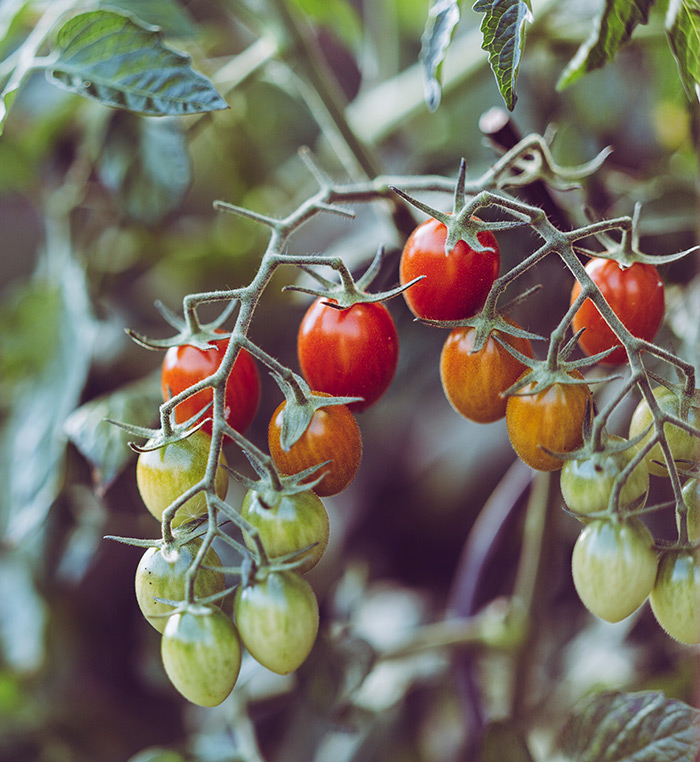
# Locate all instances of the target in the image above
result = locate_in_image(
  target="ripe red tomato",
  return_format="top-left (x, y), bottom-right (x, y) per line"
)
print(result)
top-left (161, 333), bottom-right (260, 435)
top-left (505, 371), bottom-right (591, 471)
top-left (268, 393), bottom-right (362, 497)
top-left (570, 259), bottom-right (664, 365)
top-left (439, 319), bottom-right (533, 423)
top-left (399, 217), bottom-right (500, 320)
top-left (297, 299), bottom-right (398, 412)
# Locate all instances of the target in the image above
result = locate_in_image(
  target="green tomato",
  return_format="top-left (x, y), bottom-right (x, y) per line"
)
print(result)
top-left (136, 430), bottom-right (228, 527)
top-left (628, 387), bottom-right (700, 478)
top-left (572, 518), bottom-right (658, 623)
top-left (234, 570), bottom-right (319, 675)
top-left (135, 539), bottom-right (225, 633)
top-left (241, 489), bottom-right (330, 573)
top-left (650, 549), bottom-right (700, 645)
top-left (560, 436), bottom-right (649, 517)
top-left (161, 607), bottom-right (241, 706)
top-left (680, 479), bottom-right (700, 543)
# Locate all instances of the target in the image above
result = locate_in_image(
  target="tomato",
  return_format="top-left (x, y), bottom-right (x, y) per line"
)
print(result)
top-left (136, 429), bottom-right (228, 527)
top-left (680, 479), bottom-right (700, 543)
top-left (241, 488), bottom-right (329, 573)
top-left (399, 217), bottom-right (500, 320)
top-left (135, 539), bottom-right (225, 633)
top-left (560, 436), bottom-right (649, 517)
top-left (505, 372), bottom-right (591, 471)
top-left (628, 386), bottom-right (700, 477)
top-left (571, 517), bottom-right (658, 622)
top-left (649, 549), bottom-right (700, 644)
top-left (570, 259), bottom-right (664, 365)
top-left (233, 570), bottom-right (319, 675)
top-left (297, 298), bottom-right (398, 412)
top-left (439, 319), bottom-right (533, 423)
top-left (268, 394), bottom-right (362, 497)
top-left (161, 607), bottom-right (241, 706)
top-left (161, 333), bottom-right (260, 435)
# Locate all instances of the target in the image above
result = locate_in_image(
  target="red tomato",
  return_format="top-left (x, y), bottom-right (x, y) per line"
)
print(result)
top-left (399, 217), bottom-right (500, 320)
top-left (297, 299), bottom-right (398, 412)
top-left (439, 319), bottom-right (534, 423)
top-left (161, 333), bottom-right (260, 435)
top-left (268, 393), bottom-right (362, 497)
top-left (571, 259), bottom-right (664, 365)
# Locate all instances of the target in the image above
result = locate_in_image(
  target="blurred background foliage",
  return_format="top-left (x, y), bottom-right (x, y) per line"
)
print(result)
top-left (0, 0), bottom-right (698, 761)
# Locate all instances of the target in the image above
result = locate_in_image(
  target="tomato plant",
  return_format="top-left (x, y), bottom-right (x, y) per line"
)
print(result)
top-left (628, 386), bottom-right (700, 477)
top-left (233, 570), bottom-right (319, 675)
top-left (297, 298), bottom-right (399, 412)
top-left (505, 372), bottom-right (591, 471)
top-left (559, 436), bottom-right (649, 517)
top-left (439, 320), bottom-right (533, 423)
top-left (680, 478), bottom-right (700, 543)
top-left (268, 394), bottom-right (362, 497)
top-left (161, 607), bottom-right (242, 706)
top-left (399, 217), bottom-right (500, 320)
top-left (570, 259), bottom-right (664, 365)
top-left (240, 488), bottom-right (330, 573)
top-left (135, 430), bottom-right (229, 527)
top-left (135, 539), bottom-right (225, 632)
top-left (161, 334), bottom-right (260, 435)
top-left (649, 549), bottom-right (700, 645)
top-left (571, 518), bottom-right (658, 623)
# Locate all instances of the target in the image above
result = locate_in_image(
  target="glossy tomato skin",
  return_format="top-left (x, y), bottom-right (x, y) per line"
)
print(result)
top-left (161, 608), bottom-right (242, 706)
top-left (571, 517), bottom-right (658, 622)
top-left (268, 394), bottom-right (362, 497)
top-left (233, 570), bottom-right (319, 675)
top-left (135, 540), bottom-right (225, 633)
top-left (571, 259), bottom-right (664, 365)
top-left (161, 335), bottom-right (260, 435)
top-left (560, 436), bottom-right (649, 517)
top-left (505, 372), bottom-right (591, 471)
top-left (649, 549), bottom-right (700, 644)
top-left (136, 430), bottom-right (228, 527)
top-left (399, 217), bottom-right (500, 320)
top-left (297, 299), bottom-right (398, 413)
top-left (680, 479), bottom-right (700, 543)
top-left (439, 320), bottom-right (533, 423)
top-left (628, 387), bottom-right (700, 477)
top-left (241, 488), bottom-right (330, 573)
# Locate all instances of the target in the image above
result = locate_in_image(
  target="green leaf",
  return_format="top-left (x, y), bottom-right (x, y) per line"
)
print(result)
top-left (288, 0), bottom-right (362, 48)
top-left (558, 690), bottom-right (700, 762)
top-left (477, 719), bottom-right (535, 762)
top-left (473, 0), bottom-right (532, 111)
top-left (666, 0), bottom-right (700, 102)
top-left (98, 0), bottom-right (196, 37)
top-left (46, 10), bottom-right (228, 116)
top-left (64, 371), bottom-right (162, 494)
top-left (558, 0), bottom-right (654, 89)
top-left (96, 111), bottom-right (191, 224)
top-left (420, 0), bottom-right (461, 112)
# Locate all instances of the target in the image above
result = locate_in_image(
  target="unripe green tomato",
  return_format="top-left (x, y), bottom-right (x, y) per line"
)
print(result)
top-left (234, 570), bottom-right (319, 675)
top-left (572, 518), bottom-right (658, 623)
top-left (135, 540), bottom-right (226, 633)
top-left (649, 549), bottom-right (700, 645)
top-left (628, 387), bottom-right (700, 477)
top-left (161, 607), bottom-right (241, 706)
top-left (680, 479), bottom-right (700, 543)
top-left (136, 430), bottom-right (228, 527)
top-left (560, 437), bottom-right (649, 517)
top-left (241, 489), bottom-right (330, 573)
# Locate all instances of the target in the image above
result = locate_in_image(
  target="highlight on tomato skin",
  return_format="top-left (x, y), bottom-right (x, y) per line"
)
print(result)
top-left (297, 298), bottom-right (399, 413)
top-left (570, 258), bottom-right (665, 366)
top-left (399, 217), bottom-right (500, 321)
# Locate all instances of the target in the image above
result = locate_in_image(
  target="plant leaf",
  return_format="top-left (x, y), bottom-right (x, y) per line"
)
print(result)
top-left (96, 110), bottom-right (191, 224)
top-left (46, 10), bottom-right (228, 116)
top-left (558, 690), bottom-right (700, 762)
top-left (98, 0), bottom-right (196, 37)
top-left (666, 0), bottom-right (700, 102)
top-left (473, 0), bottom-right (532, 111)
top-left (420, 0), bottom-right (461, 112)
top-left (558, 0), bottom-right (655, 89)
